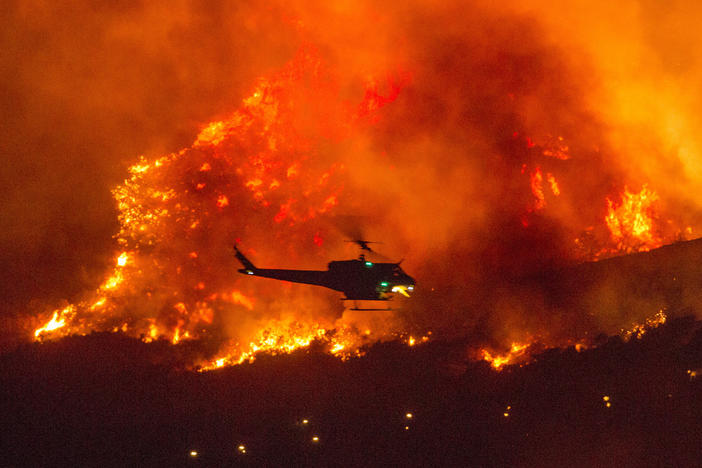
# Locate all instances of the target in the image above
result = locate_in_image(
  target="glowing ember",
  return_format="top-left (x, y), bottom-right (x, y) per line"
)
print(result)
top-left (216, 194), bottom-right (229, 208)
top-left (541, 136), bottom-right (570, 160)
top-left (30, 46), bottom-right (409, 368)
top-left (406, 335), bottom-right (429, 347)
top-left (621, 310), bottom-right (667, 341)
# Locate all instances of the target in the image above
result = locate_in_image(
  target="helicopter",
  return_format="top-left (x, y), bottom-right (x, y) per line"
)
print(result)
top-left (234, 240), bottom-right (415, 308)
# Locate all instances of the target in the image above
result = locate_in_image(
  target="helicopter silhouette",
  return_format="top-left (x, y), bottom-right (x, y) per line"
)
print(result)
top-left (234, 240), bottom-right (415, 309)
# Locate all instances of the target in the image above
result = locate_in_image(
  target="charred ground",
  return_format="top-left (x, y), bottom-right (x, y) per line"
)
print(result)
top-left (3, 316), bottom-right (702, 467)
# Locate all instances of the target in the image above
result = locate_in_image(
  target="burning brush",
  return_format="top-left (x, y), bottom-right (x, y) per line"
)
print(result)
top-left (31, 46), bottom-right (415, 368)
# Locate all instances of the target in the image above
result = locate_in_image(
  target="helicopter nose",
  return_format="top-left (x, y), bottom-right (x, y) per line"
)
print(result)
top-left (390, 276), bottom-right (415, 297)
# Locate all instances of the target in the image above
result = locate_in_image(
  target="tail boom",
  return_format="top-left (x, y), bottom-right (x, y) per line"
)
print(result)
top-left (234, 245), bottom-right (257, 273)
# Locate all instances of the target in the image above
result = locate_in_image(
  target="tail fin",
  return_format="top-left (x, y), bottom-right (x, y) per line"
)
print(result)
top-left (234, 245), bottom-right (257, 273)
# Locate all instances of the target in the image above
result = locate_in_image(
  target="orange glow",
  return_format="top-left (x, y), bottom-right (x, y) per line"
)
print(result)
top-left (200, 321), bottom-right (330, 369)
top-left (24, 5), bottom-right (695, 376)
top-left (481, 342), bottom-right (530, 370)
top-left (530, 168), bottom-right (545, 210)
top-left (406, 335), bottom-right (429, 347)
top-left (102, 269), bottom-right (124, 290)
top-left (621, 310), bottom-right (667, 341)
top-left (541, 136), bottom-right (570, 160)
top-left (117, 252), bottom-right (129, 267)
top-left (196, 121), bottom-right (228, 147)
top-left (546, 173), bottom-right (560, 196)
top-left (199, 321), bottom-right (371, 370)
top-left (529, 167), bottom-right (560, 211)
top-left (34, 306), bottom-right (73, 338)
top-left (216, 194), bottom-right (229, 208)
top-left (27, 47), bottom-right (406, 364)
top-left (172, 327), bottom-right (182, 344)
top-left (605, 185), bottom-right (661, 252)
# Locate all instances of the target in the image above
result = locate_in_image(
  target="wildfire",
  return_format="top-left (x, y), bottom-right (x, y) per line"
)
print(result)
top-left (621, 310), bottom-right (667, 341)
top-left (481, 342), bottom-right (531, 370)
top-left (34, 305), bottom-right (74, 338)
top-left (605, 185), bottom-right (661, 252)
top-left (406, 335), bottom-right (430, 347)
top-left (25, 19), bottom-right (690, 376)
top-left (529, 167), bottom-right (560, 210)
top-left (199, 321), bottom-right (364, 371)
top-left (30, 46), bottom-right (409, 369)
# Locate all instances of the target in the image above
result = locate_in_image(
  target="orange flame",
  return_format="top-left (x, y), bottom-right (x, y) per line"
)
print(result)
top-left (481, 342), bottom-right (530, 370)
top-left (621, 310), bottom-right (667, 341)
top-left (34, 306), bottom-right (73, 338)
top-left (30, 46), bottom-right (411, 369)
top-left (605, 185), bottom-right (661, 252)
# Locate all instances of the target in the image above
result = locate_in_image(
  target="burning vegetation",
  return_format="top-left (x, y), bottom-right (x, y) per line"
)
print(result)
top-left (7, 1), bottom-right (702, 374)
top-left (7, 1), bottom-right (702, 464)
top-left (29, 46), bottom-right (414, 367)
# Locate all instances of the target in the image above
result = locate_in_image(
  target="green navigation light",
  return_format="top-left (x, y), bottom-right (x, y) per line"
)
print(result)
top-left (365, 261), bottom-right (373, 267)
